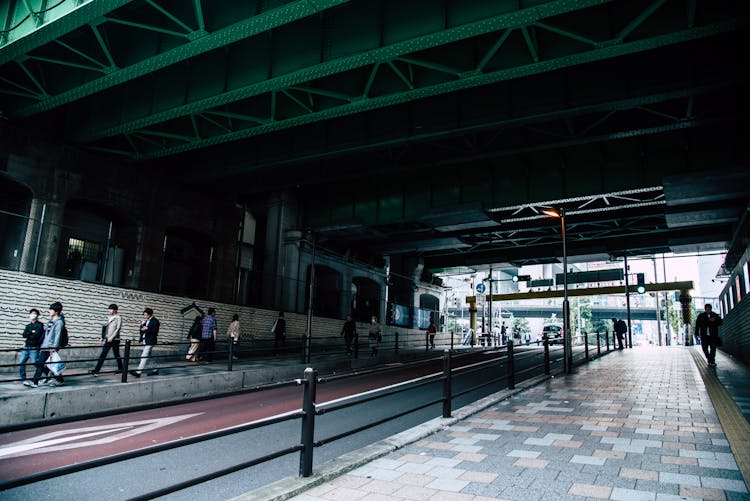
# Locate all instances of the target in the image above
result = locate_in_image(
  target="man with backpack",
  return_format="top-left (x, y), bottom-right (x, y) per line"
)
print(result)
top-left (612, 317), bottom-right (627, 350)
top-left (27, 302), bottom-right (66, 388)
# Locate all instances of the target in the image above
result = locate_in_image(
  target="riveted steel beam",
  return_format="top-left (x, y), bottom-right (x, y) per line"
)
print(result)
top-left (78, 0), bottom-right (618, 141)
top-left (113, 19), bottom-right (745, 160)
top-left (0, 0), bottom-right (131, 64)
top-left (12, 0), bottom-right (353, 116)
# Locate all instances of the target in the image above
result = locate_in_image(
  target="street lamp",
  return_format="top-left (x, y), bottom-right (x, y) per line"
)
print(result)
top-left (542, 207), bottom-right (572, 374)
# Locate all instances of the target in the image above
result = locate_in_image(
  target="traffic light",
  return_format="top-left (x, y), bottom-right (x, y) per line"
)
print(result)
top-left (636, 273), bottom-right (646, 294)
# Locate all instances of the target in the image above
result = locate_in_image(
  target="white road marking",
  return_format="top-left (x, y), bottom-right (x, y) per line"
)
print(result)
top-left (0, 413), bottom-right (203, 459)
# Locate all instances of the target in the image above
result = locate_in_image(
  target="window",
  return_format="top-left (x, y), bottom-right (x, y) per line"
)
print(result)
top-left (735, 275), bottom-right (742, 305)
top-left (744, 262), bottom-right (750, 299)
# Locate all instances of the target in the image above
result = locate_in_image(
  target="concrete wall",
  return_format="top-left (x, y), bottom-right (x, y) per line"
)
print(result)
top-left (0, 269), bottom-right (429, 353)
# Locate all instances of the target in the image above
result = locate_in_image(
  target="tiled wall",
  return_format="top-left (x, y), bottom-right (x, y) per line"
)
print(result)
top-left (0, 269), bottom-right (425, 351)
top-left (719, 247), bottom-right (750, 365)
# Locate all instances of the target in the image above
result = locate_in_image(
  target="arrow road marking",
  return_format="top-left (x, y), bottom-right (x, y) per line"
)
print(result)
top-left (0, 413), bottom-right (203, 459)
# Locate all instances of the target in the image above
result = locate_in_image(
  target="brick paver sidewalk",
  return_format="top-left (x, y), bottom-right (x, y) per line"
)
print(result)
top-left (292, 347), bottom-right (750, 501)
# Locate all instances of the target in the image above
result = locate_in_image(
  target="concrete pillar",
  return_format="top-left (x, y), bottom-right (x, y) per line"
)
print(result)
top-left (282, 229), bottom-right (304, 312)
top-left (19, 198), bottom-right (44, 273)
top-left (262, 191), bottom-right (299, 309)
top-left (341, 267), bottom-right (353, 317)
top-left (30, 199), bottom-right (64, 276)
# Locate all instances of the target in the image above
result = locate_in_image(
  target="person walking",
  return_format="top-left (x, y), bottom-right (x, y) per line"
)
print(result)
top-left (185, 315), bottom-right (203, 362)
top-left (227, 313), bottom-right (240, 359)
top-left (612, 317), bottom-right (627, 350)
top-left (89, 304), bottom-right (124, 375)
top-left (28, 302), bottom-right (66, 387)
top-left (130, 307), bottom-right (160, 378)
top-left (696, 304), bottom-right (723, 366)
top-left (19, 308), bottom-right (44, 385)
top-left (341, 315), bottom-right (357, 356)
top-left (368, 315), bottom-right (382, 357)
top-left (427, 320), bottom-right (437, 349)
top-left (272, 311), bottom-right (286, 355)
top-left (200, 308), bottom-right (218, 362)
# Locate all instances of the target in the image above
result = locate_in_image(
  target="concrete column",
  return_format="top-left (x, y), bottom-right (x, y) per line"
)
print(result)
top-left (31, 199), bottom-right (65, 276)
top-left (282, 229), bottom-right (304, 312)
top-left (341, 267), bottom-right (353, 317)
top-left (262, 191), bottom-right (299, 309)
top-left (19, 198), bottom-right (45, 273)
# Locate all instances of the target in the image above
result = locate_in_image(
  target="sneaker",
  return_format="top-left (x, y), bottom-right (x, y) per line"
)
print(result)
top-left (148, 370), bottom-right (159, 376)
top-left (48, 380), bottom-right (63, 387)
top-left (40, 378), bottom-right (52, 386)
top-left (23, 381), bottom-right (37, 388)
top-left (88, 370), bottom-right (99, 377)
top-left (129, 371), bottom-right (141, 378)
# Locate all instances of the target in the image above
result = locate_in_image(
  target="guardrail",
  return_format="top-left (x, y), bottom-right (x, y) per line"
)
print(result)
top-left (0, 338), bottom-right (614, 497)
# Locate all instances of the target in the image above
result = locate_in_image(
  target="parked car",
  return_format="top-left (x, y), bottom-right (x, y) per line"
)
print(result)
top-left (540, 324), bottom-right (564, 344)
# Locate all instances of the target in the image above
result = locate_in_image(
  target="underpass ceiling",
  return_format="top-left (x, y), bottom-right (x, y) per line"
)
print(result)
top-left (0, 0), bottom-right (748, 272)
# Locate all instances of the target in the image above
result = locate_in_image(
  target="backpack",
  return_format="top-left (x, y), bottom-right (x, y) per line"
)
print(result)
top-left (60, 326), bottom-right (69, 348)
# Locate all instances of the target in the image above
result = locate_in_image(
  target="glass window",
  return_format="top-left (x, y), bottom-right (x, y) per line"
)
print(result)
top-left (744, 261), bottom-right (750, 297)
top-left (735, 275), bottom-right (742, 304)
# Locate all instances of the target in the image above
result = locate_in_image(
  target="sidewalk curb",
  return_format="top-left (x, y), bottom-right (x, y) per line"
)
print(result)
top-left (230, 373), bottom-right (554, 501)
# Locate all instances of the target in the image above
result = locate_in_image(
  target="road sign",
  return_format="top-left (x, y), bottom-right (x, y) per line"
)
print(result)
top-left (476, 283), bottom-right (486, 294)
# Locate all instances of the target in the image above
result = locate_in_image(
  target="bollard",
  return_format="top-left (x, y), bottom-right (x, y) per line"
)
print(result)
top-left (450, 330), bottom-right (454, 351)
top-left (442, 350), bottom-right (452, 418)
top-left (543, 337), bottom-right (550, 375)
top-left (507, 340), bottom-right (515, 390)
top-left (299, 367), bottom-right (318, 477)
top-left (122, 339), bottom-right (131, 383)
top-left (606, 331), bottom-right (610, 351)
top-left (596, 332), bottom-right (601, 357)
top-left (584, 331), bottom-right (589, 361)
top-left (394, 331), bottom-right (399, 355)
top-left (227, 336), bottom-right (234, 371)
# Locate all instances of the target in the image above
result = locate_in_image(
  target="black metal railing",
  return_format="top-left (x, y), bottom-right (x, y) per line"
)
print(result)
top-left (0, 338), bottom-right (614, 498)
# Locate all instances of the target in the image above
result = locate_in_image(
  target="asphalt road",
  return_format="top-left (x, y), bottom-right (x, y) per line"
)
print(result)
top-left (0, 345), bottom-right (567, 501)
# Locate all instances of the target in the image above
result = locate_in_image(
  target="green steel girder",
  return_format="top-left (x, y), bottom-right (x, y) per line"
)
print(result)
top-left (0, 0), bottom-right (129, 62)
top-left (9, 0), bottom-right (352, 116)
top-left (191, 80), bottom-right (739, 180)
top-left (85, 14), bottom-right (746, 160)
top-left (77, 0), bottom-right (619, 143)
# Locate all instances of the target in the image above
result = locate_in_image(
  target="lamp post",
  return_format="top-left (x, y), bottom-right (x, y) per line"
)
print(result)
top-left (543, 207), bottom-right (572, 374)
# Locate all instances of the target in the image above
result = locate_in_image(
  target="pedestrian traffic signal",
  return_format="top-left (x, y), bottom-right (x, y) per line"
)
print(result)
top-left (636, 273), bottom-right (646, 294)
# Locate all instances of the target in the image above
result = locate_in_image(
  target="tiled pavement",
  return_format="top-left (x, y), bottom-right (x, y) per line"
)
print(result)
top-left (289, 347), bottom-right (750, 501)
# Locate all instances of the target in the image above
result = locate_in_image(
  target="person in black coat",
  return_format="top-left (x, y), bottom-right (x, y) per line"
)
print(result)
top-left (20, 308), bottom-right (44, 383)
top-left (131, 307), bottom-right (160, 377)
top-left (696, 304), bottom-right (723, 366)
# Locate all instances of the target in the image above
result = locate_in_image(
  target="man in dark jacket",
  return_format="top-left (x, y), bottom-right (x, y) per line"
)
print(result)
top-left (696, 304), bottom-right (722, 366)
top-left (341, 315), bottom-right (357, 356)
top-left (611, 317), bottom-right (627, 350)
top-left (20, 308), bottom-right (44, 384)
top-left (130, 307), bottom-right (160, 378)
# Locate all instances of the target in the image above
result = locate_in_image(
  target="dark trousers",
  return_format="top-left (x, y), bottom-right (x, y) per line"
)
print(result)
top-left (33, 350), bottom-right (63, 384)
top-left (615, 331), bottom-right (624, 349)
top-left (274, 333), bottom-right (286, 354)
top-left (344, 335), bottom-right (357, 355)
top-left (201, 338), bottom-right (216, 361)
top-left (702, 339), bottom-right (716, 364)
top-left (93, 339), bottom-right (124, 372)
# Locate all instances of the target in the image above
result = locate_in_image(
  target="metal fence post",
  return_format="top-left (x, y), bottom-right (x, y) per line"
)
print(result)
top-left (606, 331), bottom-right (610, 351)
top-left (543, 338), bottom-right (550, 375)
top-left (122, 340), bottom-right (131, 383)
top-left (299, 367), bottom-right (317, 477)
top-left (442, 350), bottom-right (452, 418)
top-left (507, 340), bottom-right (515, 389)
top-left (596, 332), bottom-right (601, 357)
top-left (394, 332), bottom-right (399, 355)
top-left (426, 331), bottom-right (429, 352)
top-left (228, 336), bottom-right (234, 371)
top-left (354, 335), bottom-right (359, 359)
top-left (450, 330), bottom-right (454, 351)
top-left (584, 331), bottom-right (589, 361)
